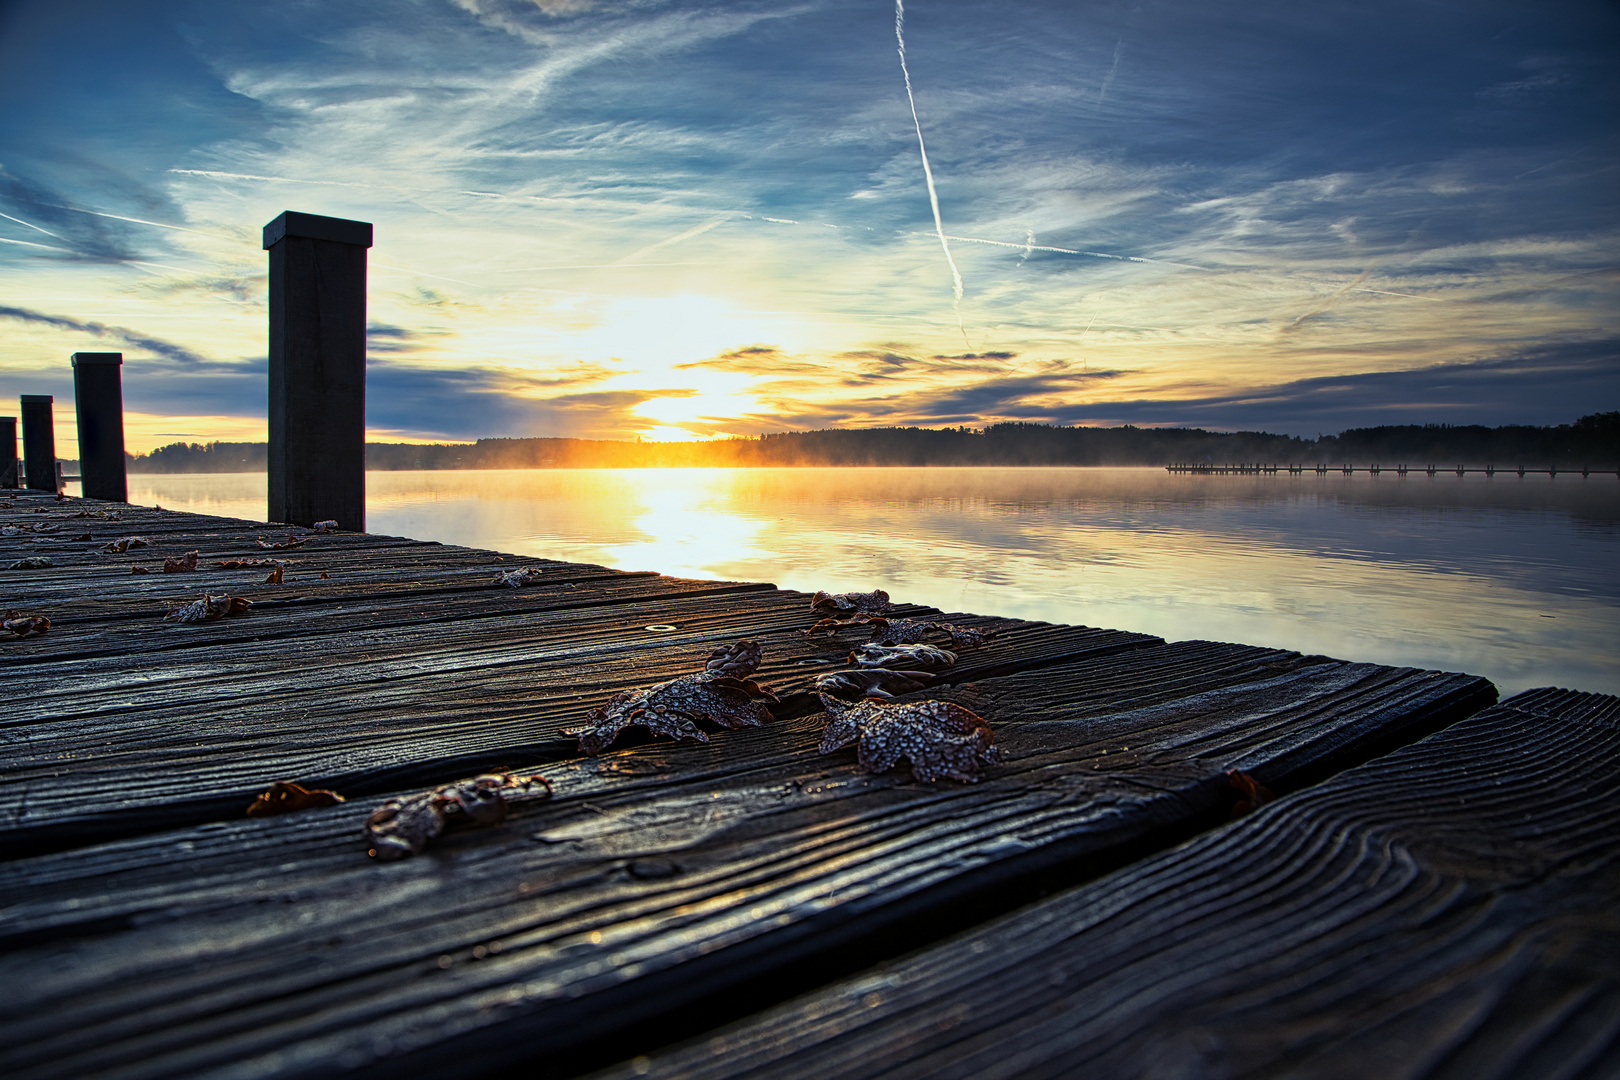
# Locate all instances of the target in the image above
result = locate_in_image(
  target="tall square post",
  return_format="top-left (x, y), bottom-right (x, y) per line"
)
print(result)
top-left (263, 210), bottom-right (372, 531)
top-left (0, 416), bottom-right (16, 488)
top-left (72, 352), bottom-right (127, 502)
top-left (20, 395), bottom-right (56, 492)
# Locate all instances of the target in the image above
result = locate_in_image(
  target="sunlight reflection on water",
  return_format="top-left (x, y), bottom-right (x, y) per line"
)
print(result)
top-left (123, 467), bottom-right (1620, 698)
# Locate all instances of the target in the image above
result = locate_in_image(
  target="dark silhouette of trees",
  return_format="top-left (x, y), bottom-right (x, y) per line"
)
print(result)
top-left (124, 414), bottom-right (1618, 472)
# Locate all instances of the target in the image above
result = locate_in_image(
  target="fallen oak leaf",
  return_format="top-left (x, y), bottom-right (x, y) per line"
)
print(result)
top-left (1227, 769), bottom-right (1276, 820)
top-left (365, 772), bottom-right (551, 860)
top-left (164, 593), bottom-right (252, 623)
top-left (256, 535), bottom-right (305, 550)
top-left (2, 610), bottom-right (50, 638)
top-left (246, 780), bottom-right (345, 817)
top-left (816, 668), bottom-right (938, 700)
top-left (817, 692), bottom-right (999, 783)
top-left (811, 588), bottom-right (892, 615)
top-left (162, 550), bottom-right (200, 573)
top-left (493, 566), bottom-right (548, 588)
top-left (808, 614), bottom-right (996, 650)
top-left (563, 640), bottom-right (779, 755)
top-left (848, 642), bottom-right (958, 671)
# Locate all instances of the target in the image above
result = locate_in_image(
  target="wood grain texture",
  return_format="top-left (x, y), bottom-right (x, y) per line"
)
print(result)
top-left (0, 643), bottom-right (1492, 1079)
top-left (588, 689), bottom-right (1619, 1080)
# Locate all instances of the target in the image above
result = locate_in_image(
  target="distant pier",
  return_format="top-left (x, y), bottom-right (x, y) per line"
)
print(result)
top-left (1167, 462), bottom-right (1619, 477)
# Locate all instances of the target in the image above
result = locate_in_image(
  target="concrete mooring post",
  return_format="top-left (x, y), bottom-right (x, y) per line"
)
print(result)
top-left (72, 352), bottom-right (127, 502)
top-left (263, 210), bottom-right (372, 531)
top-left (20, 395), bottom-right (57, 492)
top-left (0, 416), bottom-right (16, 488)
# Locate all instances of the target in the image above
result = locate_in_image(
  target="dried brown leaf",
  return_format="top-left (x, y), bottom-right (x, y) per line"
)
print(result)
top-left (816, 668), bottom-right (938, 700)
top-left (564, 640), bottom-right (778, 755)
top-left (848, 642), bottom-right (958, 671)
top-left (1227, 769), bottom-right (1276, 819)
top-left (245, 780), bottom-right (345, 817)
top-left (162, 550), bottom-right (200, 573)
top-left (811, 588), bottom-right (892, 615)
top-left (164, 593), bottom-right (252, 623)
top-left (264, 565), bottom-right (284, 584)
top-left (256, 535), bottom-right (305, 550)
top-left (213, 557), bottom-right (291, 569)
top-left (365, 772), bottom-right (552, 860)
top-left (817, 693), bottom-right (999, 783)
top-left (101, 536), bottom-right (149, 553)
top-left (312, 519), bottom-right (339, 534)
top-left (2, 610), bottom-right (50, 639)
top-left (494, 566), bottom-right (548, 588)
top-left (130, 565), bottom-right (150, 574)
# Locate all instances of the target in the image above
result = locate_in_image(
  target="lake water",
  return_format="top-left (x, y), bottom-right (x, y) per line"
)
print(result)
top-left (112, 467), bottom-right (1620, 699)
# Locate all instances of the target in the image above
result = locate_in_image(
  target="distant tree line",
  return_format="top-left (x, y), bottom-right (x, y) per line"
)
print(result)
top-left (124, 413), bottom-right (1619, 473)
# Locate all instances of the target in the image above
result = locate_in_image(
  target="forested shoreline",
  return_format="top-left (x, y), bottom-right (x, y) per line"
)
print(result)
top-left (123, 413), bottom-right (1620, 473)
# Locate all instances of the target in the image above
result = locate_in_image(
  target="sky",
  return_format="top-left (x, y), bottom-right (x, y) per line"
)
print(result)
top-left (0, 0), bottom-right (1616, 455)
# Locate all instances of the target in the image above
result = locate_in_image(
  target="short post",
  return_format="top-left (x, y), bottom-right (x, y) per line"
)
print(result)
top-left (72, 352), bottom-right (127, 502)
top-left (20, 395), bottom-right (57, 491)
top-left (0, 416), bottom-right (16, 487)
top-left (263, 210), bottom-right (372, 531)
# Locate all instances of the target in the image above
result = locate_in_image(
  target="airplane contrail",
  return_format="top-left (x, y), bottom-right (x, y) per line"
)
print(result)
top-left (896, 0), bottom-right (969, 348)
top-left (0, 211), bottom-right (63, 238)
top-left (613, 216), bottom-right (731, 266)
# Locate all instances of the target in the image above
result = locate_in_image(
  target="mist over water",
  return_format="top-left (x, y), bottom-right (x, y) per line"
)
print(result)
top-left (119, 467), bottom-right (1620, 698)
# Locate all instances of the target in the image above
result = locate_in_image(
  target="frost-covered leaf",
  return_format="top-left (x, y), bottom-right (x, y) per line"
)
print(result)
top-left (564, 640), bottom-right (778, 755)
top-left (365, 772), bottom-right (551, 860)
top-left (245, 781), bottom-right (345, 818)
top-left (866, 616), bottom-right (996, 649)
top-left (6, 556), bottom-right (52, 570)
top-left (816, 668), bottom-right (937, 700)
top-left (212, 557), bottom-right (291, 569)
top-left (312, 520), bottom-right (339, 534)
top-left (848, 642), bottom-right (957, 671)
top-left (162, 550), bottom-right (200, 573)
top-left (165, 593), bottom-right (252, 623)
top-left (493, 566), bottom-right (548, 588)
top-left (101, 536), bottom-right (149, 553)
top-left (808, 614), bottom-right (996, 650)
top-left (2, 610), bottom-right (50, 638)
top-left (811, 588), bottom-right (891, 614)
top-left (817, 693), bottom-right (999, 783)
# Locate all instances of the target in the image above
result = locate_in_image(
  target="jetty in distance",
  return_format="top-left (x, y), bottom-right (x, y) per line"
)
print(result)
top-left (4, 211), bottom-right (1618, 1079)
top-left (1167, 461), bottom-right (1620, 476)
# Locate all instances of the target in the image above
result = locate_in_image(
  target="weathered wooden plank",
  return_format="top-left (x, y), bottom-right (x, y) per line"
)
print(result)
top-left (589, 688), bottom-right (1620, 1080)
top-left (1, 573), bottom-right (784, 666)
top-left (2, 606), bottom-right (1153, 856)
top-left (0, 645), bottom-right (1493, 1079)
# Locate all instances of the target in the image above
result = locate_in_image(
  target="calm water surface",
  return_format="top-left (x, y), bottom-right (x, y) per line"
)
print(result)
top-left (119, 467), bottom-right (1620, 698)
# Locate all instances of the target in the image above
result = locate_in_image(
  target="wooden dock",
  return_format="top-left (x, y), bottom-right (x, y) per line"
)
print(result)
top-left (3, 488), bottom-right (1615, 1079)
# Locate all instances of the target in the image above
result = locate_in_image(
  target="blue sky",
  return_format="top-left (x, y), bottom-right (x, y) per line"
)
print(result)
top-left (1, 0), bottom-right (1616, 452)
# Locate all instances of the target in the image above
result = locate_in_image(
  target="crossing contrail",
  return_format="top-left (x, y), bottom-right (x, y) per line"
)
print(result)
top-left (896, 0), bottom-right (969, 348)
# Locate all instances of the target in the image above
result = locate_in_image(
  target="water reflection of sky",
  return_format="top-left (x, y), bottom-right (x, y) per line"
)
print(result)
top-left (122, 468), bottom-right (1620, 698)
